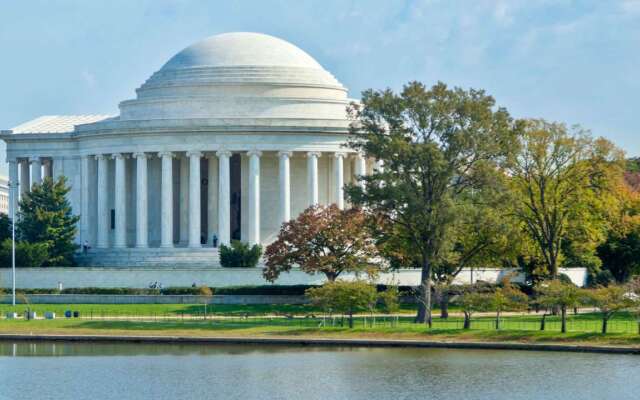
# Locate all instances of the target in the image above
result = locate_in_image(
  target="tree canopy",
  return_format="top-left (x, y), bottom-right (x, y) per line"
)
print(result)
top-left (346, 81), bottom-right (519, 325)
top-left (263, 205), bottom-right (378, 282)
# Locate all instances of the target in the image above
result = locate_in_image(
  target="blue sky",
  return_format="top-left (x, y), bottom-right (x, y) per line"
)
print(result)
top-left (1, 0), bottom-right (639, 175)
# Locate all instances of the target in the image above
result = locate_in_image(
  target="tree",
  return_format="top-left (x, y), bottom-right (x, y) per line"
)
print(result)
top-left (219, 241), bottom-right (262, 268)
top-left (597, 227), bottom-right (640, 283)
top-left (432, 181), bottom-right (523, 318)
top-left (347, 81), bottom-right (519, 326)
top-left (536, 280), bottom-right (585, 333)
top-left (305, 280), bottom-right (378, 328)
top-left (0, 239), bottom-right (48, 268)
top-left (18, 177), bottom-right (80, 266)
top-left (378, 285), bottom-right (400, 315)
top-left (587, 285), bottom-right (636, 334)
top-left (489, 282), bottom-right (528, 330)
top-left (507, 120), bottom-right (624, 278)
top-left (0, 213), bottom-right (11, 242)
top-left (458, 286), bottom-right (491, 329)
top-left (263, 205), bottom-right (378, 282)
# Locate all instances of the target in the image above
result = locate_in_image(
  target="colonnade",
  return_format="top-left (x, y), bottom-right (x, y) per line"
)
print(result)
top-left (8, 150), bottom-right (364, 251)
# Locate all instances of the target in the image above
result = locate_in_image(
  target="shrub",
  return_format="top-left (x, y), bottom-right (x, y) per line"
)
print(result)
top-left (0, 239), bottom-right (49, 268)
top-left (306, 280), bottom-right (377, 328)
top-left (378, 286), bottom-right (400, 314)
top-left (219, 241), bottom-right (263, 268)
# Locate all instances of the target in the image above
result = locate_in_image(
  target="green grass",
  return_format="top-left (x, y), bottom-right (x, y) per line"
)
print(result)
top-left (1, 316), bottom-right (639, 347)
top-left (0, 302), bottom-right (435, 317)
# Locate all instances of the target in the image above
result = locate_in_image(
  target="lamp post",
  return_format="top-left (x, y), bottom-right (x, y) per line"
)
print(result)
top-left (9, 179), bottom-right (17, 306)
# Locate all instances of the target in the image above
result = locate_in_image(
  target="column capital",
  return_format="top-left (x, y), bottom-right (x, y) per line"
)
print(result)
top-left (7, 158), bottom-right (17, 165)
top-left (95, 154), bottom-right (108, 161)
top-left (112, 153), bottom-right (128, 160)
top-left (29, 156), bottom-right (41, 163)
top-left (186, 150), bottom-right (203, 158)
top-left (278, 151), bottom-right (292, 158)
top-left (307, 151), bottom-right (321, 158)
top-left (133, 152), bottom-right (149, 159)
top-left (333, 152), bottom-right (347, 159)
top-left (247, 150), bottom-right (262, 157)
top-left (216, 150), bottom-right (232, 158)
top-left (158, 151), bottom-right (174, 158)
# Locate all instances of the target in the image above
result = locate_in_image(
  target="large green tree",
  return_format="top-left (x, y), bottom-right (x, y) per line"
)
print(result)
top-left (507, 120), bottom-right (625, 278)
top-left (346, 81), bottom-right (519, 325)
top-left (18, 177), bottom-right (80, 266)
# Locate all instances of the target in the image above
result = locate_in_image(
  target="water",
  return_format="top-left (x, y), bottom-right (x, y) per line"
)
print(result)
top-left (0, 341), bottom-right (639, 400)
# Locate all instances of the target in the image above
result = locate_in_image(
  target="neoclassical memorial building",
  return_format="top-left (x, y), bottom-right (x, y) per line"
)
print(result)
top-left (1, 32), bottom-right (372, 270)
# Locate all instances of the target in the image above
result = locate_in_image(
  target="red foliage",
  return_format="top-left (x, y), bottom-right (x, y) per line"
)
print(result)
top-left (263, 205), bottom-right (379, 282)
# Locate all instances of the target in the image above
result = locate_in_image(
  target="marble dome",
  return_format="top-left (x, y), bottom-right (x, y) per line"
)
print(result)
top-left (118, 32), bottom-right (349, 122)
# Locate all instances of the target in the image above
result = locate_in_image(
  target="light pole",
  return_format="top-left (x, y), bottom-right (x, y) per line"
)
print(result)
top-left (9, 179), bottom-right (17, 306)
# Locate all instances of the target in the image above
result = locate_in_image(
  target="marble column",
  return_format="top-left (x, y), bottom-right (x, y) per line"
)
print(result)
top-left (19, 159), bottom-right (30, 196)
top-left (30, 157), bottom-right (42, 185)
top-left (52, 157), bottom-right (64, 179)
top-left (278, 151), bottom-right (291, 224)
top-left (207, 154), bottom-right (218, 246)
top-left (248, 150), bottom-right (261, 245)
top-left (179, 156), bottom-right (189, 245)
top-left (8, 160), bottom-right (18, 221)
top-left (187, 151), bottom-right (202, 248)
top-left (96, 155), bottom-right (110, 248)
top-left (134, 152), bottom-right (149, 248)
top-left (333, 152), bottom-right (345, 209)
top-left (217, 150), bottom-right (231, 246)
top-left (354, 153), bottom-right (366, 187)
top-left (159, 152), bottom-right (174, 248)
top-left (43, 159), bottom-right (52, 179)
top-left (113, 153), bottom-right (127, 248)
top-left (307, 152), bottom-right (320, 206)
top-left (80, 155), bottom-right (91, 246)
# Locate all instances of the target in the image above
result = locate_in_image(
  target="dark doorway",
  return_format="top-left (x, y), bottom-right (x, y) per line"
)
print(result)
top-left (230, 153), bottom-right (242, 241)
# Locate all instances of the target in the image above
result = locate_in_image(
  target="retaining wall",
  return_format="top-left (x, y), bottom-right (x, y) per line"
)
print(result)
top-left (0, 267), bottom-right (588, 289)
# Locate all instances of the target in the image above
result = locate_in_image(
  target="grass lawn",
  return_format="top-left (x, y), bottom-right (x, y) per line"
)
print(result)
top-left (1, 310), bottom-right (639, 347)
top-left (0, 302), bottom-right (443, 317)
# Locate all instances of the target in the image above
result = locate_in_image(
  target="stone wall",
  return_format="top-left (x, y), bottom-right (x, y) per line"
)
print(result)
top-left (0, 267), bottom-right (588, 289)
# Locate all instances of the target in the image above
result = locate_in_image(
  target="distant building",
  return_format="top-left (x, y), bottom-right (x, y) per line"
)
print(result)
top-left (0, 176), bottom-right (8, 215)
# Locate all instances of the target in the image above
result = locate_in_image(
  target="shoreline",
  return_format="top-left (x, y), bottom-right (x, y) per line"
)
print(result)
top-left (1, 334), bottom-right (639, 355)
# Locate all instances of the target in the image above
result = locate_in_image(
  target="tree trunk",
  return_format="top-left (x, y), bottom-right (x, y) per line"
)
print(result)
top-left (602, 316), bottom-right (608, 334)
top-left (415, 258), bottom-right (432, 328)
top-left (495, 310), bottom-right (500, 330)
top-left (463, 312), bottom-right (471, 329)
top-left (540, 313), bottom-right (547, 331)
top-left (561, 306), bottom-right (567, 333)
top-left (348, 310), bottom-right (353, 329)
top-left (439, 291), bottom-right (449, 319)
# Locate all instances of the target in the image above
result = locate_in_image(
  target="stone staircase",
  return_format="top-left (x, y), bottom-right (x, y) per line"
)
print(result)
top-left (75, 247), bottom-right (221, 268)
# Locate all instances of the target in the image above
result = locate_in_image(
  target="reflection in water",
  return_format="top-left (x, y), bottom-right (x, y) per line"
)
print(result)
top-left (1, 341), bottom-right (639, 400)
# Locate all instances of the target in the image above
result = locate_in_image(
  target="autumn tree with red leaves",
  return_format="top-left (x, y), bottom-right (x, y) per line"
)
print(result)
top-left (263, 205), bottom-right (379, 282)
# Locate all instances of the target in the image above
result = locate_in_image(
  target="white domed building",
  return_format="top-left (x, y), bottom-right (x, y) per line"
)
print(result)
top-left (1, 32), bottom-right (373, 273)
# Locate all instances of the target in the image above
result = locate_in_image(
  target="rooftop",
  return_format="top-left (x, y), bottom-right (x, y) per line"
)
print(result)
top-left (9, 115), bottom-right (113, 134)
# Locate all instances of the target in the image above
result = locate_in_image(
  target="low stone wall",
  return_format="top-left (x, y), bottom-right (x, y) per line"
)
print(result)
top-left (0, 294), bottom-right (308, 305)
top-left (0, 267), bottom-right (588, 289)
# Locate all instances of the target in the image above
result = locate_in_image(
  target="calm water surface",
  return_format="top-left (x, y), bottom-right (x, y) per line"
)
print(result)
top-left (0, 341), bottom-right (638, 400)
